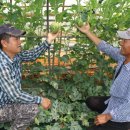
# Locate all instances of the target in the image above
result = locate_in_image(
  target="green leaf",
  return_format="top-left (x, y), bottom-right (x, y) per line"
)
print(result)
top-left (70, 121), bottom-right (82, 130)
top-left (33, 127), bottom-right (41, 130)
top-left (35, 117), bottom-right (40, 125)
top-left (69, 88), bottom-right (82, 101)
top-left (51, 123), bottom-right (61, 130)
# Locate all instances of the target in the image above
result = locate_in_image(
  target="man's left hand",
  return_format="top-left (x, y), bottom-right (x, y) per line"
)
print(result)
top-left (47, 32), bottom-right (59, 43)
top-left (94, 114), bottom-right (112, 126)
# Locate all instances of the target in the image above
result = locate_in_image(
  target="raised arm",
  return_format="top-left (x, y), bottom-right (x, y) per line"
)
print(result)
top-left (77, 24), bottom-right (124, 61)
top-left (77, 23), bottom-right (101, 45)
top-left (19, 40), bottom-right (50, 62)
top-left (19, 32), bottom-right (59, 62)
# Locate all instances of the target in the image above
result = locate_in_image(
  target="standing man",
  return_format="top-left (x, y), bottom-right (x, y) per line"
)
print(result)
top-left (0, 24), bottom-right (58, 130)
top-left (77, 24), bottom-right (130, 130)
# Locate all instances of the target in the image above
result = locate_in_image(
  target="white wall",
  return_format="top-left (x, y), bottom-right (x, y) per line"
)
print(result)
top-left (65, 0), bottom-right (88, 5)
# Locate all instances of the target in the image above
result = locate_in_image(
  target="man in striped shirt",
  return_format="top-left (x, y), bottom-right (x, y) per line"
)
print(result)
top-left (0, 24), bottom-right (58, 130)
top-left (77, 24), bottom-right (130, 130)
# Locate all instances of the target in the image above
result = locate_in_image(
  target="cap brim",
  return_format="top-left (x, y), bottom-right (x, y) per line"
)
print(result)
top-left (6, 29), bottom-right (26, 37)
top-left (117, 31), bottom-right (130, 39)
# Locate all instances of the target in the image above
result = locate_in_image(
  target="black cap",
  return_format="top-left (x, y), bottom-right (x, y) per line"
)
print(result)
top-left (0, 24), bottom-right (26, 37)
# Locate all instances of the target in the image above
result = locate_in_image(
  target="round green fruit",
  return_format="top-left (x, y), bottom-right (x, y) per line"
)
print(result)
top-left (76, 19), bottom-right (84, 27)
top-left (50, 22), bottom-right (61, 34)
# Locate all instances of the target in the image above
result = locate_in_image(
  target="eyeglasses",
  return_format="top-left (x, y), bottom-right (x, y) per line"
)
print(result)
top-left (118, 38), bottom-right (126, 42)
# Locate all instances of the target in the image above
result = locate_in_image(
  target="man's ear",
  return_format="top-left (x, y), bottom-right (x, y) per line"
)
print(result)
top-left (1, 39), bottom-right (8, 48)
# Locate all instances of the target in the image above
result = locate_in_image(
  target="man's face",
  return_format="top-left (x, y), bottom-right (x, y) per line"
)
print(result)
top-left (4, 36), bottom-right (22, 55)
top-left (120, 39), bottom-right (130, 56)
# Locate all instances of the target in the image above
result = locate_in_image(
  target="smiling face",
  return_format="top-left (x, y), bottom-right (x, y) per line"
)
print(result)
top-left (119, 39), bottom-right (130, 56)
top-left (6, 36), bottom-right (22, 54)
top-left (1, 35), bottom-right (22, 56)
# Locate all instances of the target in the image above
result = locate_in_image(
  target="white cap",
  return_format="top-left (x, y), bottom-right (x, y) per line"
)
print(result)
top-left (117, 28), bottom-right (130, 39)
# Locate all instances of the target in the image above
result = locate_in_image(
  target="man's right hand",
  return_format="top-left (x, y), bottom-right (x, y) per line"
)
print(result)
top-left (41, 98), bottom-right (51, 110)
top-left (76, 23), bottom-right (90, 34)
top-left (77, 23), bottom-right (101, 45)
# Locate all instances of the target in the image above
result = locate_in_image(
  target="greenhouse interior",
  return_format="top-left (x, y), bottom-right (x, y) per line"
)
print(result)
top-left (0, 0), bottom-right (130, 130)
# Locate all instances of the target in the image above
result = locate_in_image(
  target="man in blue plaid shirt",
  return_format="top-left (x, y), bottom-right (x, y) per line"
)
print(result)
top-left (0, 24), bottom-right (58, 130)
top-left (77, 24), bottom-right (130, 130)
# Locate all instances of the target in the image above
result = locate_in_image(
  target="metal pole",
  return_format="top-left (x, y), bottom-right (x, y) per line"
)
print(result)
top-left (46, 0), bottom-right (49, 33)
top-left (46, 0), bottom-right (51, 75)
top-left (58, 0), bottom-right (65, 66)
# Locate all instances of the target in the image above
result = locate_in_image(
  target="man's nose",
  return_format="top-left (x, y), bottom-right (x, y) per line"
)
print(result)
top-left (18, 39), bottom-right (21, 44)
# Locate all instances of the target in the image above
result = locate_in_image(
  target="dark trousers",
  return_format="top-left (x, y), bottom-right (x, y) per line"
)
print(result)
top-left (85, 96), bottom-right (109, 113)
top-left (87, 121), bottom-right (130, 130)
top-left (86, 96), bottom-right (130, 130)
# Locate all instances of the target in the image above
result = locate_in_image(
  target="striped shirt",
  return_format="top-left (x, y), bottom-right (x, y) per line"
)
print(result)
top-left (0, 40), bottom-right (50, 108)
top-left (98, 40), bottom-right (130, 122)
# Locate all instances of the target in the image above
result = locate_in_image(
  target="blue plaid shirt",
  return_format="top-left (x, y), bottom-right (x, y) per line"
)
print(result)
top-left (0, 40), bottom-right (50, 108)
top-left (98, 40), bottom-right (130, 122)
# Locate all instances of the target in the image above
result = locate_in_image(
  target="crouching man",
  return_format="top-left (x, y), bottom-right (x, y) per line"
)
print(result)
top-left (0, 24), bottom-right (58, 130)
top-left (77, 23), bottom-right (130, 130)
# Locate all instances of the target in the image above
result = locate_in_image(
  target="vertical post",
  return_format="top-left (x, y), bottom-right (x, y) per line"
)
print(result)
top-left (9, 0), bottom-right (13, 24)
top-left (46, 0), bottom-right (49, 33)
top-left (58, 1), bottom-right (65, 67)
top-left (46, 0), bottom-right (51, 75)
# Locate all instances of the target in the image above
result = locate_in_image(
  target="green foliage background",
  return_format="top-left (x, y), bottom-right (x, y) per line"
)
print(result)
top-left (0, 0), bottom-right (130, 130)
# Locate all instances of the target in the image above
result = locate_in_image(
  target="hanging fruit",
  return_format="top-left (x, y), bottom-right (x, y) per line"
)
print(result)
top-left (50, 22), bottom-right (61, 34)
top-left (75, 18), bottom-right (84, 27)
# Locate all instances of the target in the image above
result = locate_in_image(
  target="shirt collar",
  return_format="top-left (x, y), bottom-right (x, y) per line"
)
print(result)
top-left (0, 49), bottom-right (13, 64)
